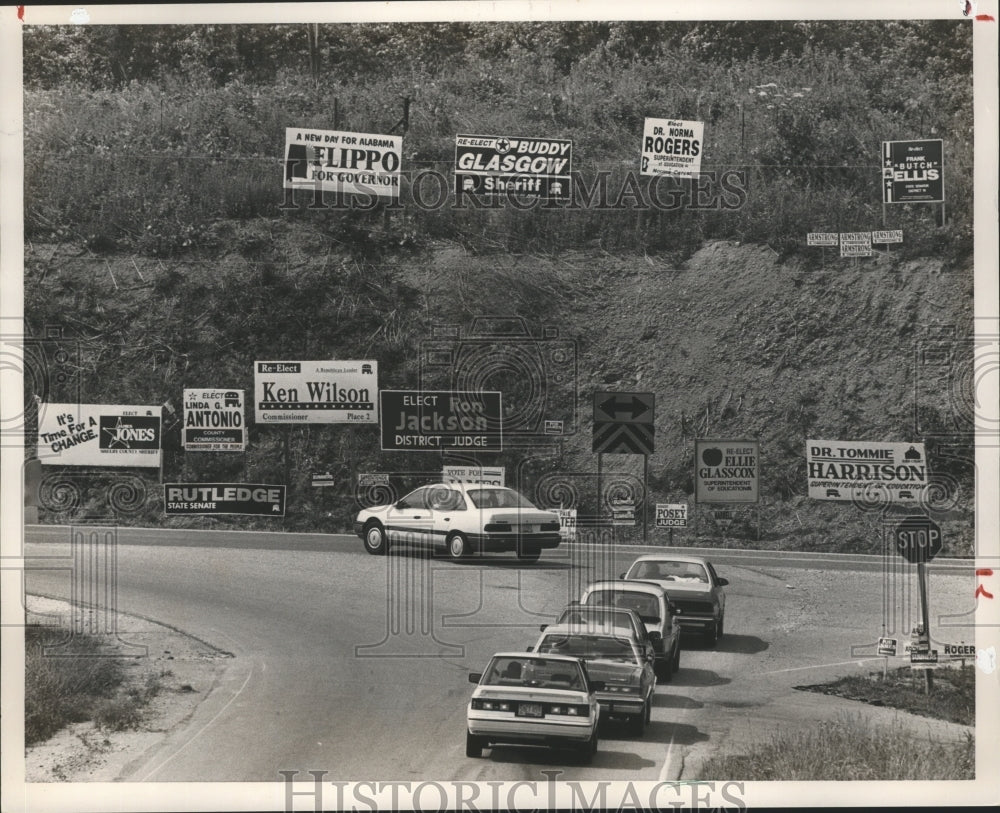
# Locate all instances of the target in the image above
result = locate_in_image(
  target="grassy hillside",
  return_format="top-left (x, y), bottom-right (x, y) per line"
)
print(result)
top-left (22, 21), bottom-right (975, 554)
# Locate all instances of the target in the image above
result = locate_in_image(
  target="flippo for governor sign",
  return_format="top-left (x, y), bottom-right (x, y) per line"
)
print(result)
top-left (454, 134), bottom-right (572, 200)
top-left (641, 118), bottom-right (704, 178)
top-left (254, 361), bottom-right (378, 424)
top-left (284, 128), bottom-right (402, 200)
top-left (694, 440), bottom-right (759, 503)
top-left (806, 440), bottom-right (927, 503)
top-left (37, 404), bottom-right (161, 467)
top-left (183, 388), bottom-right (245, 451)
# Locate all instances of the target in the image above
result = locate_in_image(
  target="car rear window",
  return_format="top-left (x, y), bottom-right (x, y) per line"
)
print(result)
top-left (467, 488), bottom-right (536, 509)
top-left (583, 590), bottom-right (659, 619)
top-left (483, 656), bottom-right (584, 689)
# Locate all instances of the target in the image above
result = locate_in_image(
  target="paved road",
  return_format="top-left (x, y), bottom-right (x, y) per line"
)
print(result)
top-left (22, 525), bottom-right (976, 782)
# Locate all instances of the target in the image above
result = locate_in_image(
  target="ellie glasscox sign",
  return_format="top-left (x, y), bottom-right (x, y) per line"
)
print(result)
top-left (164, 483), bottom-right (286, 516)
top-left (454, 134), bottom-right (572, 200)
top-left (806, 440), bottom-right (927, 503)
top-left (284, 128), bottom-right (402, 200)
top-left (37, 403), bottom-right (161, 467)
top-left (254, 361), bottom-right (378, 424)
top-left (641, 118), bottom-right (704, 178)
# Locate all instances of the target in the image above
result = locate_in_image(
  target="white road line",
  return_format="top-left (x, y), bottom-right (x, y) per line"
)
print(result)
top-left (658, 705), bottom-right (686, 781)
top-left (136, 664), bottom-right (254, 781)
top-left (759, 657), bottom-right (886, 676)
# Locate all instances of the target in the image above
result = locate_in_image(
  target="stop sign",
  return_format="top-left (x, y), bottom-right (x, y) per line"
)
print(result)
top-left (893, 516), bottom-right (943, 564)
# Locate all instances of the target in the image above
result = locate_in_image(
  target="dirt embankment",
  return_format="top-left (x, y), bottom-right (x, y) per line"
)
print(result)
top-left (24, 595), bottom-right (231, 782)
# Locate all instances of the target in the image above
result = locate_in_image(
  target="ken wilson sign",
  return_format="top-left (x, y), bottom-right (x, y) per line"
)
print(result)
top-left (254, 361), bottom-right (378, 424)
top-left (37, 403), bottom-right (161, 468)
top-left (284, 128), bottom-right (402, 200)
top-left (807, 440), bottom-right (927, 503)
top-left (455, 134), bottom-right (572, 200)
top-left (164, 483), bottom-right (286, 516)
top-left (641, 118), bottom-right (704, 178)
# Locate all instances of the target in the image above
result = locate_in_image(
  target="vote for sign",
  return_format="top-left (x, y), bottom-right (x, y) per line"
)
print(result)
top-left (183, 388), bottom-right (245, 451)
top-left (455, 134), bottom-right (572, 199)
top-left (641, 118), bottom-right (704, 178)
top-left (442, 465), bottom-right (505, 486)
top-left (284, 127), bottom-right (402, 200)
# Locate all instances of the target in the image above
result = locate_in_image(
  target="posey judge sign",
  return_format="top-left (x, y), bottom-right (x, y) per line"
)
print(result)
top-left (455, 135), bottom-right (572, 199)
top-left (37, 403), bottom-right (161, 467)
top-left (164, 483), bottom-right (285, 516)
top-left (284, 128), bottom-right (401, 200)
top-left (807, 440), bottom-right (927, 502)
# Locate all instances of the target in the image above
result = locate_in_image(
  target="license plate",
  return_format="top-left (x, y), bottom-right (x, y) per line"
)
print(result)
top-left (520, 525), bottom-right (538, 534)
top-left (516, 703), bottom-right (543, 718)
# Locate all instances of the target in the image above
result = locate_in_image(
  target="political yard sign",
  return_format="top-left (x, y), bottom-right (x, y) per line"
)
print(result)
top-left (164, 483), bottom-right (286, 516)
top-left (641, 118), bottom-right (704, 178)
top-left (882, 139), bottom-right (944, 203)
top-left (455, 134), bottom-right (572, 200)
top-left (254, 361), bottom-right (378, 424)
top-left (807, 440), bottom-right (927, 503)
top-left (284, 128), bottom-right (402, 200)
top-left (442, 466), bottom-right (505, 486)
top-left (694, 440), bottom-right (759, 504)
top-left (37, 404), bottom-right (161, 467)
top-left (183, 388), bottom-right (245, 451)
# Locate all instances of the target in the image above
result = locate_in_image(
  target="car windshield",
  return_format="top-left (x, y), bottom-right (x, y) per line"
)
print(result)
top-left (555, 607), bottom-right (634, 635)
top-left (482, 656), bottom-right (584, 690)
top-left (467, 488), bottom-right (537, 509)
top-left (630, 560), bottom-right (709, 583)
top-left (537, 634), bottom-right (639, 663)
top-left (583, 589), bottom-right (660, 620)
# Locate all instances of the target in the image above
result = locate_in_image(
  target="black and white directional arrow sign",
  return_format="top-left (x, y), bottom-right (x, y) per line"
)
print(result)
top-left (593, 391), bottom-right (654, 454)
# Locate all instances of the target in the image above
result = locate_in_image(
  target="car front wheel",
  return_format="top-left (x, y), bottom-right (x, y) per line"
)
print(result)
top-left (363, 522), bottom-right (388, 555)
top-left (448, 532), bottom-right (471, 561)
top-left (466, 731), bottom-right (484, 758)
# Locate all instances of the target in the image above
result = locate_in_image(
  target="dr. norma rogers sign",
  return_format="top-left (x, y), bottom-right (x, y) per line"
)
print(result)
top-left (806, 439), bottom-right (927, 502)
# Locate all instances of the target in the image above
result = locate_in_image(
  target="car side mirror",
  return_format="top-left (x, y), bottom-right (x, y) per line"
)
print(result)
top-left (618, 572), bottom-right (625, 579)
top-left (468, 672), bottom-right (482, 683)
top-left (590, 680), bottom-right (605, 692)
top-left (717, 577), bottom-right (729, 587)
top-left (525, 646), bottom-right (534, 652)
top-left (569, 599), bottom-right (580, 605)
top-left (539, 624), bottom-right (548, 631)
top-left (647, 630), bottom-right (662, 643)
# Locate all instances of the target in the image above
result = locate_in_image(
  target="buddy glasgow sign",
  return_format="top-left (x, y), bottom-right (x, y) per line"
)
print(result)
top-left (455, 134), bottom-right (572, 200)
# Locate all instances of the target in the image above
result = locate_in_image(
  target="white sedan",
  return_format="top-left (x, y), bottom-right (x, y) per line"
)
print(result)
top-left (353, 483), bottom-right (562, 563)
top-left (466, 652), bottom-right (600, 762)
